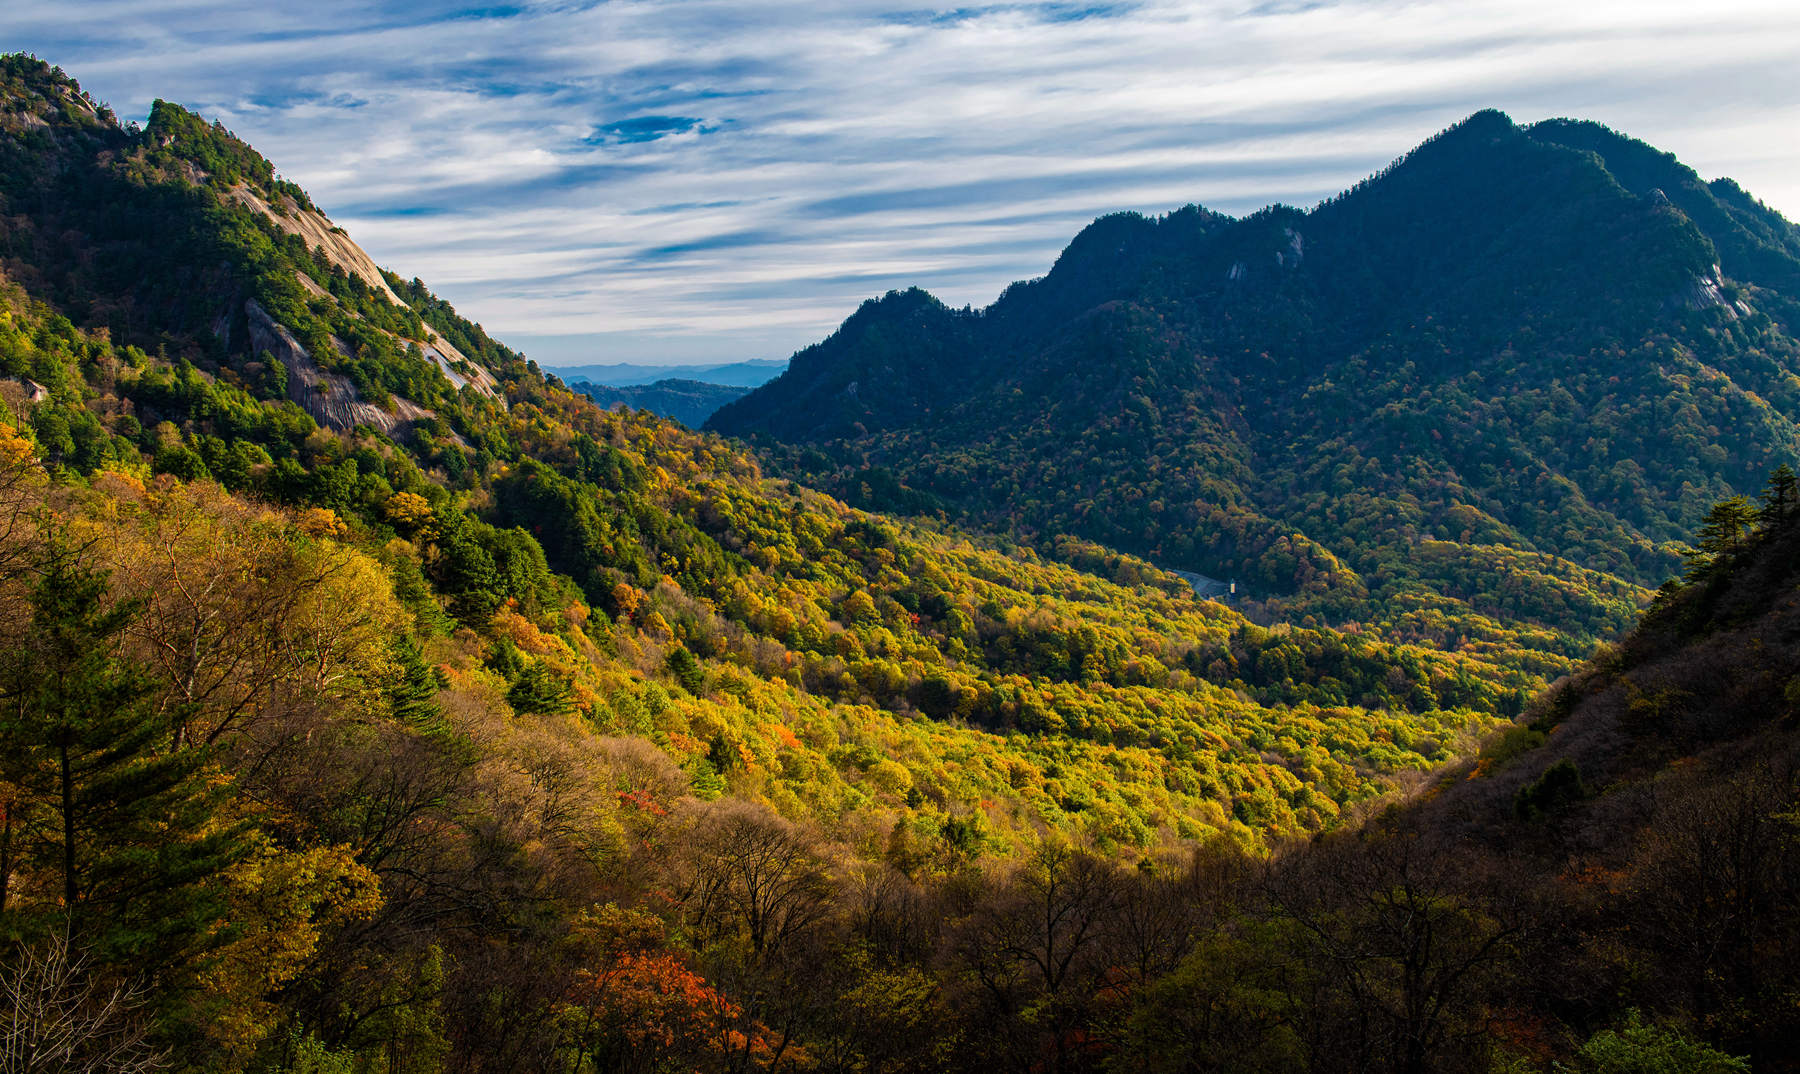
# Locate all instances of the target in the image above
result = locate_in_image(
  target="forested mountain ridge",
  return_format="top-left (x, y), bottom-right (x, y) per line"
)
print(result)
top-left (710, 110), bottom-right (1800, 663)
top-left (572, 376), bottom-right (753, 428)
top-left (0, 55), bottom-right (1605, 1071)
top-left (0, 53), bottom-right (503, 442)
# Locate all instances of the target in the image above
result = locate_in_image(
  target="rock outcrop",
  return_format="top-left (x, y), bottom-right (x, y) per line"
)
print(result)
top-left (229, 185), bottom-right (501, 398)
top-left (245, 299), bottom-right (434, 436)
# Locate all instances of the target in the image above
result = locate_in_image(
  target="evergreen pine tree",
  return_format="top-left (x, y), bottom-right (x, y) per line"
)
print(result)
top-left (1678, 495), bottom-right (1758, 581)
top-left (389, 635), bottom-right (447, 734)
top-left (1759, 464), bottom-right (1798, 527)
top-left (0, 550), bottom-right (244, 971)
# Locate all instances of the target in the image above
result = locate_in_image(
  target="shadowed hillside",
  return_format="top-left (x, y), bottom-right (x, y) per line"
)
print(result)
top-left (713, 111), bottom-right (1800, 667)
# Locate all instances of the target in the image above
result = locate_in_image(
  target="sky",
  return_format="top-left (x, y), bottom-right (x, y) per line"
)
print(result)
top-left (7, 1), bottom-right (1799, 367)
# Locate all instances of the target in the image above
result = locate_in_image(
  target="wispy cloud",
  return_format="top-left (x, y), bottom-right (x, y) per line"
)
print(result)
top-left (6, 0), bottom-right (1798, 365)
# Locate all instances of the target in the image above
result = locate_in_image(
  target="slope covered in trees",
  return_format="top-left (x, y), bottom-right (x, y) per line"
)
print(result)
top-left (0, 56), bottom-right (1613, 1071)
top-left (710, 110), bottom-right (1800, 665)
top-left (1112, 469), bottom-right (1800, 1074)
top-left (6, 360), bottom-right (1785, 1072)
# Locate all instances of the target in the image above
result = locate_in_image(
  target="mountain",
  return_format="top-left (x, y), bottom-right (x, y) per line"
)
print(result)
top-left (567, 376), bottom-right (752, 427)
top-left (550, 357), bottom-right (787, 388)
top-left (710, 110), bottom-right (1800, 664)
top-left (1121, 484), bottom-right (1800, 1073)
top-left (0, 56), bottom-right (1586, 1070)
top-left (0, 61), bottom-right (507, 449)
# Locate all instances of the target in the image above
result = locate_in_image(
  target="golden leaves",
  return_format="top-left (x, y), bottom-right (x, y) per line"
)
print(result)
top-left (295, 505), bottom-right (348, 538)
top-left (193, 838), bottom-right (382, 1060)
top-left (382, 490), bottom-right (435, 534)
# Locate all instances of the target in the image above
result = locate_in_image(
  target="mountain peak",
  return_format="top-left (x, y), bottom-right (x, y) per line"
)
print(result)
top-left (0, 60), bottom-right (508, 440)
top-left (711, 114), bottom-right (1800, 648)
top-left (1446, 106), bottom-right (1517, 137)
top-left (0, 54), bottom-right (116, 128)
top-left (853, 284), bottom-right (951, 319)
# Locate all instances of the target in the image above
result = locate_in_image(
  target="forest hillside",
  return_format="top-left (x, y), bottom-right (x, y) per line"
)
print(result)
top-left (712, 110), bottom-right (1800, 667)
top-left (0, 55), bottom-right (1551, 1071)
top-left (0, 55), bottom-right (1793, 1074)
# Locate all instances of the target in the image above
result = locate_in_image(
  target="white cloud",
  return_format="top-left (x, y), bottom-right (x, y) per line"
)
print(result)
top-left (6, 0), bottom-right (1798, 365)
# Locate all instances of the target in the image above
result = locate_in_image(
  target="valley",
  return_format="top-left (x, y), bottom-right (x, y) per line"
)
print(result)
top-left (0, 52), bottom-right (1794, 1074)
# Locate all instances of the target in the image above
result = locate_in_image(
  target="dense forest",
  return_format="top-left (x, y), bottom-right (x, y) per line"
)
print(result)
top-left (711, 109), bottom-right (1800, 667)
top-left (0, 55), bottom-right (1795, 1073)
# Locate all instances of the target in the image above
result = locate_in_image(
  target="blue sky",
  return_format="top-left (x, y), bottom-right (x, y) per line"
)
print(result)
top-left (8, 1), bottom-right (1799, 367)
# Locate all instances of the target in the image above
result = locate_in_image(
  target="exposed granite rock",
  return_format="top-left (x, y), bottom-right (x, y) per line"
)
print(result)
top-left (230, 186), bottom-right (501, 398)
top-left (245, 299), bottom-right (434, 436)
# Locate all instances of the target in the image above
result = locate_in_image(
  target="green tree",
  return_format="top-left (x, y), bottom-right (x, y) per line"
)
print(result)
top-left (667, 646), bottom-right (705, 694)
top-left (1679, 496), bottom-right (1757, 581)
top-left (506, 661), bottom-right (576, 716)
top-left (1758, 464), bottom-right (1798, 527)
top-left (388, 635), bottom-right (447, 734)
top-left (1564, 1011), bottom-right (1748, 1073)
top-left (1514, 758), bottom-right (1589, 822)
top-left (0, 551), bottom-right (243, 970)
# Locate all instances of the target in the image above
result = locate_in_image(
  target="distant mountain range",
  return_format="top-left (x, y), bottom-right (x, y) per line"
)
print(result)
top-left (566, 376), bottom-right (751, 427)
top-left (712, 109), bottom-right (1800, 656)
top-left (548, 358), bottom-right (786, 388)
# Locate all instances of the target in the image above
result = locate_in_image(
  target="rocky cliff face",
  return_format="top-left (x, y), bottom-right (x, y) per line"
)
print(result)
top-left (230, 184), bottom-right (502, 401)
top-left (244, 299), bottom-right (435, 437)
top-left (1, 57), bottom-right (518, 451)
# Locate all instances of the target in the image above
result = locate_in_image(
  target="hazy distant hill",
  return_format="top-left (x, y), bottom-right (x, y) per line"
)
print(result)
top-left (568, 376), bottom-right (750, 427)
top-left (549, 357), bottom-right (786, 388)
top-left (712, 110), bottom-right (1800, 655)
